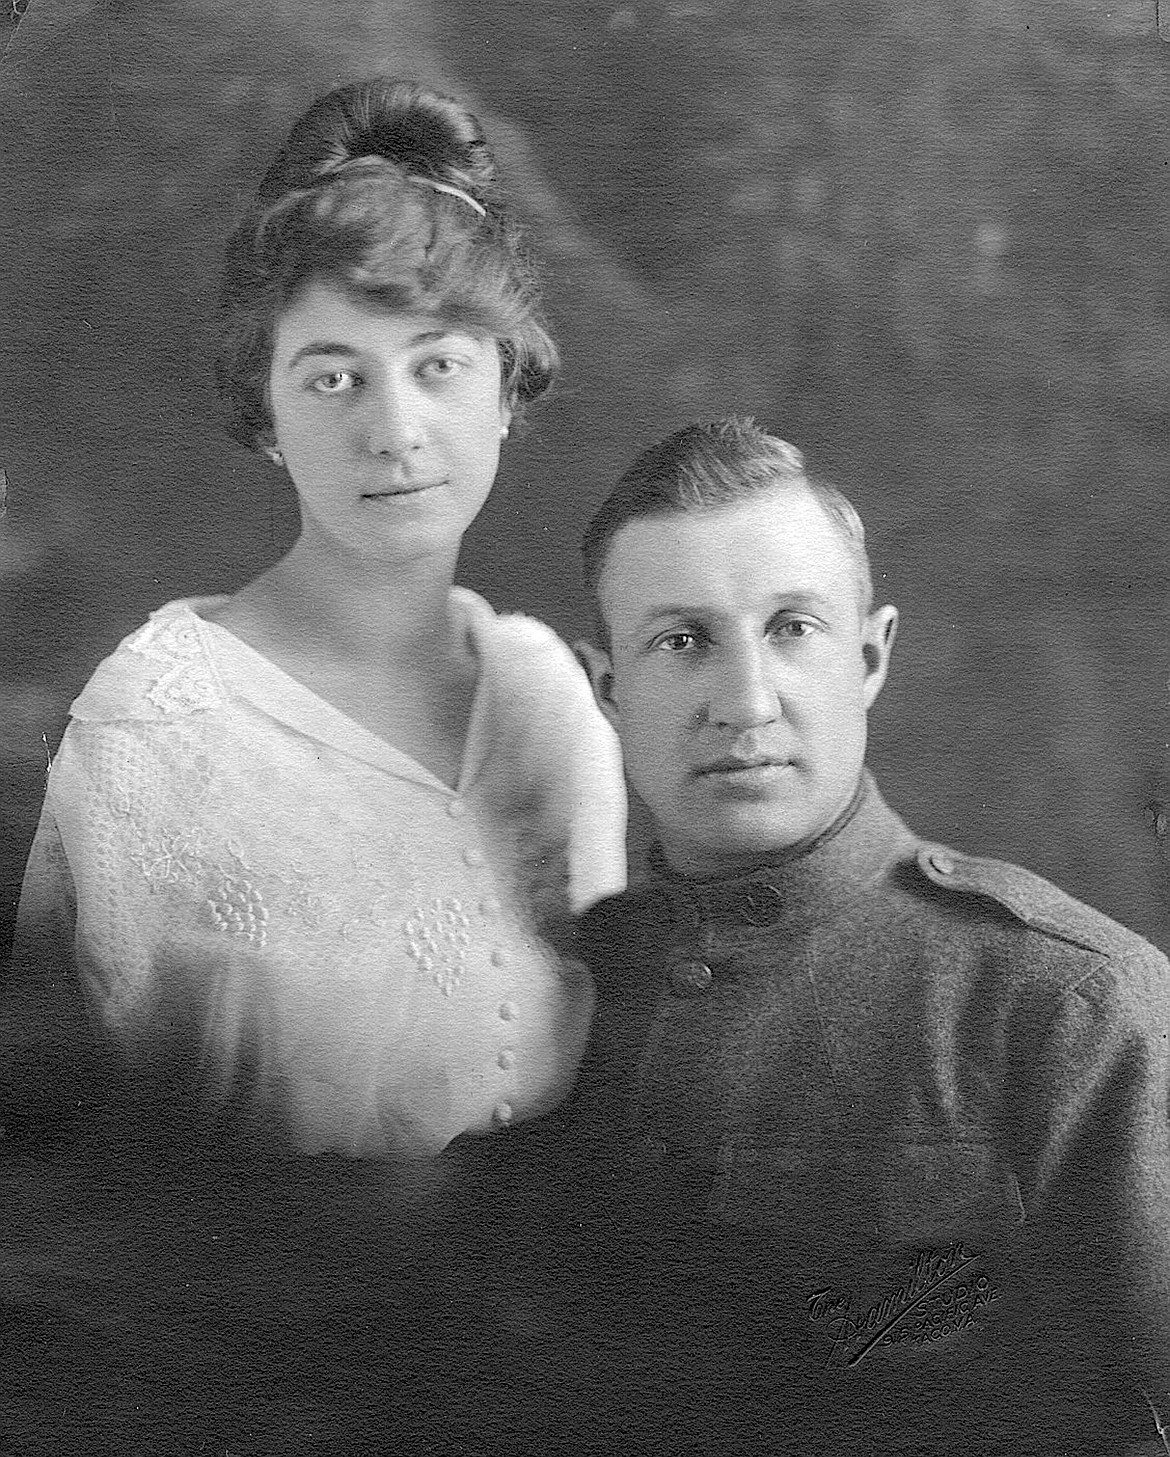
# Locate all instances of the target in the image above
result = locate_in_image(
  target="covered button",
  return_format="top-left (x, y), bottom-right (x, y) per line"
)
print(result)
top-left (670, 960), bottom-right (713, 996)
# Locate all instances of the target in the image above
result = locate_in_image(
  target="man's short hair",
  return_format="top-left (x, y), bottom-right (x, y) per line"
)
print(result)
top-left (582, 416), bottom-right (874, 639)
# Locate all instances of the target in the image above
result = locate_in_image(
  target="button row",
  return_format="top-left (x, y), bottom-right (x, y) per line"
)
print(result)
top-left (445, 804), bottom-right (507, 973)
top-left (434, 818), bottom-right (517, 1125)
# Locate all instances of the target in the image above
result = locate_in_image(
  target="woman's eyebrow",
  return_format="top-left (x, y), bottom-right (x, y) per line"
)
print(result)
top-left (286, 329), bottom-right (468, 371)
top-left (286, 341), bottom-right (359, 369)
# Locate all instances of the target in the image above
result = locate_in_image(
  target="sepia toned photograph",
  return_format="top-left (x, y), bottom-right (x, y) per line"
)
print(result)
top-left (1, 2), bottom-right (1168, 1453)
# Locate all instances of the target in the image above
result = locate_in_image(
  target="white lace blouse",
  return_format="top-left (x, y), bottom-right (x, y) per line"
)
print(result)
top-left (7, 590), bottom-right (627, 1157)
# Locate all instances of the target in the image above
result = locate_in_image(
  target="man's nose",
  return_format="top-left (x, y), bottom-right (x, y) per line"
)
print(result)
top-left (362, 378), bottom-right (425, 456)
top-left (709, 642), bottom-right (781, 731)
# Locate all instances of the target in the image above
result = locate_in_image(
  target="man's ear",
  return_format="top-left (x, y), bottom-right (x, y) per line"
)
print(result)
top-left (861, 604), bottom-right (898, 710)
top-left (574, 641), bottom-right (620, 731)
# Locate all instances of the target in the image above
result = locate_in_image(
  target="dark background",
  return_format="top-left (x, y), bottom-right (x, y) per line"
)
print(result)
top-left (1, 0), bottom-right (1168, 961)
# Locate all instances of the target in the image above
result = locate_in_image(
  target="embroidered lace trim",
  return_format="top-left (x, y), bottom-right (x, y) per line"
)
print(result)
top-left (125, 612), bottom-right (226, 716)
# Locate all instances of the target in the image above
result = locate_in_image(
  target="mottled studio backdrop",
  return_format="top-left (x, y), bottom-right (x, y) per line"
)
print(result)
top-left (1, 0), bottom-right (1168, 962)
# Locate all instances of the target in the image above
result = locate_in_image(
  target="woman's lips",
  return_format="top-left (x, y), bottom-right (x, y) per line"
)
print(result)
top-left (360, 480), bottom-right (444, 500)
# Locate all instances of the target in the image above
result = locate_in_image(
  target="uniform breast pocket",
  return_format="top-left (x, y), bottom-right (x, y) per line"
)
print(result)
top-left (878, 1141), bottom-right (1024, 1251)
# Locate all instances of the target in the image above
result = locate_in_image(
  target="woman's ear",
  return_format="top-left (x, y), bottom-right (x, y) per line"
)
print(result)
top-left (255, 420), bottom-right (283, 466)
top-left (574, 641), bottom-right (620, 731)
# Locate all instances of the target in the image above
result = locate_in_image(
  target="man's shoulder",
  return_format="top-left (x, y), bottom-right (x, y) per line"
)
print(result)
top-left (575, 884), bottom-right (670, 972)
top-left (907, 839), bottom-right (1167, 974)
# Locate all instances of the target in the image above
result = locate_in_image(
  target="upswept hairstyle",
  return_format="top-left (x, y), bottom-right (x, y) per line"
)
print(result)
top-left (216, 77), bottom-right (559, 451)
top-left (582, 416), bottom-right (874, 636)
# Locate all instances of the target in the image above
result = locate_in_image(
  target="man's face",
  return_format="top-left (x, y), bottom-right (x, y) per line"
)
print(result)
top-left (580, 486), bottom-right (897, 877)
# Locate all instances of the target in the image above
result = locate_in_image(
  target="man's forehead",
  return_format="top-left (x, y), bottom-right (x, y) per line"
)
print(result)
top-left (598, 489), bottom-right (858, 616)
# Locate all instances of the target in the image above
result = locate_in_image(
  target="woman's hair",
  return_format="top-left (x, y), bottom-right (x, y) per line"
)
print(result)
top-left (216, 78), bottom-right (559, 451)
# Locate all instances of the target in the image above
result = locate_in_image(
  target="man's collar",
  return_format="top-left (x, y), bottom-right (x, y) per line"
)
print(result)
top-left (642, 772), bottom-right (917, 933)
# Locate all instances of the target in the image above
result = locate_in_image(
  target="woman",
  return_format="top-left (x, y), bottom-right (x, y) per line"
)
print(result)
top-left (7, 77), bottom-right (626, 1163)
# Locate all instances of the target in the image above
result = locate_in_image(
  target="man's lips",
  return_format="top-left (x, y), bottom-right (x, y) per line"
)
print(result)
top-left (696, 755), bottom-right (793, 777)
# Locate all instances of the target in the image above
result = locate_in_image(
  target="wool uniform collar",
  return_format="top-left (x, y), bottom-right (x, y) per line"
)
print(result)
top-left (641, 772), bottom-right (919, 936)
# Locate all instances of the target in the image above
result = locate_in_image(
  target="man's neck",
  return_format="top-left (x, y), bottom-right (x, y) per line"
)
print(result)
top-left (656, 776), bottom-right (869, 885)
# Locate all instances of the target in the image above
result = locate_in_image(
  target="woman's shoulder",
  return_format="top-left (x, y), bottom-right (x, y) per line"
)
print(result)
top-left (455, 587), bottom-right (584, 679)
top-left (456, 586), bottom-right (620, 754)
top-left (69, 597), bottom-right (233, 724)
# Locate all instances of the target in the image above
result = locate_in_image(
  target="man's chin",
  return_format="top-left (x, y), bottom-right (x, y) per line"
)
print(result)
top-left (660, 808), bottom-right (822, 879)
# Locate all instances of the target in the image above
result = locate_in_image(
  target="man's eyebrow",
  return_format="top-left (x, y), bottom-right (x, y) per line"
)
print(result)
top-left (632, 605), bottom-right (705, 631)
top-left (285, 329), bottom-right (457, 370)
top-left (767, 590), bottom-right (833, 612)
top-left (632, 591), bottom-right (833, 630)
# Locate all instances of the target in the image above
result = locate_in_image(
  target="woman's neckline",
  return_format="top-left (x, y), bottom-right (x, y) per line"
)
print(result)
top-left (182, 591), bottom-right (490, 794)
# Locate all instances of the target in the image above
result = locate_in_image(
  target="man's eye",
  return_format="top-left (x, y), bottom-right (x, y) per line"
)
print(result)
top-left (653, 631), bottom-right (698, 654)
top-left (310, 371), bottom-right (358, 394)
top-left (774, 618), bottom-right (816, 640)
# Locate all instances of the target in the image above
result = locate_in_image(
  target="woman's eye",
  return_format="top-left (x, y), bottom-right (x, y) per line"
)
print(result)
top-left (310, 370), bottom-right (358, 394)
top-left (420, 356), bottom-right (463, 380)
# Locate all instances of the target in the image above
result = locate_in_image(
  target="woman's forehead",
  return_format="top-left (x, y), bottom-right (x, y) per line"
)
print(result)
top-left (272, 280), bottom-right (488, 353)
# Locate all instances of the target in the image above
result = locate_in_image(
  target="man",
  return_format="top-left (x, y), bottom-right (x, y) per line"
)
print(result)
top-left (560, 416), bottom-right (1170, 1456)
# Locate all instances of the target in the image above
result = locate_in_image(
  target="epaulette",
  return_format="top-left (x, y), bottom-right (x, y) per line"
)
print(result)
top-left (914, 843), bottom-right (1146, 960)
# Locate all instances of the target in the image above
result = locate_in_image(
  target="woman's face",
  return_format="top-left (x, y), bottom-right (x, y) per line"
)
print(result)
top-left (267, 279), bottom-right (511, 562)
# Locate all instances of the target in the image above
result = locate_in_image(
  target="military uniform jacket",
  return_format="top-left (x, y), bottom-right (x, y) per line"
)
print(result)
top-left (560, 775), bottom-right (1170, 1456)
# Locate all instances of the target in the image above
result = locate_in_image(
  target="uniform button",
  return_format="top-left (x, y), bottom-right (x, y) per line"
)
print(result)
top-left (463, 847), bottom-right (484, 867)
top-left (929, 850), bottom-right (955, 876)
top-left (499, 1000), bottom-right (519, 1021)
top-left (494, 1101), bottom-right (514, 1126)
top-left (447, 799), bottom-right (467, 819)
top-left (490, 948), bottom-right (508, 968)
top-left (670, 961), bottom-right (713, 996)
top-left (497, 1048), bottom-right (516, 1071)
top-left (480, 896), bottom-right (502, 917)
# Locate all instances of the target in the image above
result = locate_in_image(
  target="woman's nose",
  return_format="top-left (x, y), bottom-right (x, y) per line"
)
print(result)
top-left (709, 644), bottom-right (781, 731)
top-left (362, 379), bottom-right (424, 456)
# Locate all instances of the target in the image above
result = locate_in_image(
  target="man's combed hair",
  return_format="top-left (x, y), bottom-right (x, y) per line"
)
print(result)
top-left (216, 78), bottom-right (558, 452)
top-left (582, 416), bottom-right (874, 634)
